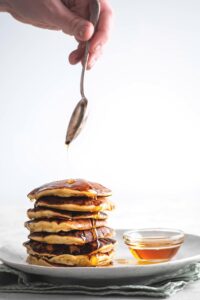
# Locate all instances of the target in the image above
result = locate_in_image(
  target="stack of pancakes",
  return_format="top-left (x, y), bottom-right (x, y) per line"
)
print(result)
top-left (24, 179), bottom-right (115, 267)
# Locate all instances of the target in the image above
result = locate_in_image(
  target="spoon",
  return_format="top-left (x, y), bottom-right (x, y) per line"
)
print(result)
top-left (65, 0), bottom-right (100, 146)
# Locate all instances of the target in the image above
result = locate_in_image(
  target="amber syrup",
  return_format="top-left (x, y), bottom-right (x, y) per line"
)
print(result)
top-left (127, 240), bottom-right (182, 263)
top-left (65, 143), bottom-right (74, 178)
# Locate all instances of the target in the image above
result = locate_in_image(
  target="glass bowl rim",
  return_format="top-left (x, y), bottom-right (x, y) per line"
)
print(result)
top-left (123, 228), bottom-right (185, 244)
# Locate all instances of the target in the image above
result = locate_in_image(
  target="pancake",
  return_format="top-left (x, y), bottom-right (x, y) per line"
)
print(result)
top-left (25, 218), bottom-right (107, 233)
top-left (25, 178), bottom-right (115, 267)
top-left (27, 250), bottom-right (114, 267)
top-left (27, 207), bottom-right (108, 220)
top-left (28, 179), bottom-right (112, 200)
top-left (35, 196), bottom-right (115, 212)
top-left (29, 226), bottom-right (114, 245)
top-left (24, 238), bottom-right (116, 256)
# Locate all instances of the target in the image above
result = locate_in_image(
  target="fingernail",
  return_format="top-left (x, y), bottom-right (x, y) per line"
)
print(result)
top-left (77, 25), bottom-right (88, 40)
top-left (77, 23), bottom-right (93, 41)
top-left (78, 30), bottom-right (84, 38)
top-left (88, 58), bottom-right (96, 69)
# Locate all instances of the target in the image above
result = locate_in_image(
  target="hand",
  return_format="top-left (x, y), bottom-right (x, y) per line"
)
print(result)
top-left (1, 0), bottom-right (113, 69)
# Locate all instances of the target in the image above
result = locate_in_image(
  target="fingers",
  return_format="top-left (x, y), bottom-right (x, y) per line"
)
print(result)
top-left (68, 43), bottom-right (85, 65)
top-left (56, 1), bottom-right (94, 41)
top-left (87, 44), bottom-right (103, 69)
top-left (66, 0), bottom-right (113, 69)
top-left (68, 1), bottom-right (113, 69)
top-left (87, 0), bottom-right (113, 69)
top-left (68, 41), bottom-right (103, 67)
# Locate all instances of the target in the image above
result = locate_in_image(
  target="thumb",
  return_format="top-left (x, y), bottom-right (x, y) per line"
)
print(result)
top-left (57, 5), bottom-right (94, 41)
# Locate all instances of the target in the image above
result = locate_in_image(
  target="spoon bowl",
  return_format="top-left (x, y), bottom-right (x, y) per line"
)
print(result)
top-left (65, 97), bottom-right (88, 145)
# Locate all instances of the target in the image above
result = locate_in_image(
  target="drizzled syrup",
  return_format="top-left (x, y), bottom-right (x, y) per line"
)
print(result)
top-left (91, 219), bottom-right (100, 249)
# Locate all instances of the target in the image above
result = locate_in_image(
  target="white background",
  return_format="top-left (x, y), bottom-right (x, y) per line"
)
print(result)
top-left (0, 0), bottom-right (200, 231)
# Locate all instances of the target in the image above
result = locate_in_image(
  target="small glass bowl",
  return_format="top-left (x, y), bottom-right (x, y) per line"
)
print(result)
top-left (123, 228), bottom-right (184, 264)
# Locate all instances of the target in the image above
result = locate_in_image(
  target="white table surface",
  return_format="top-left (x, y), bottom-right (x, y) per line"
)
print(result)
top-left (0, 199), bottom-right (199, 300)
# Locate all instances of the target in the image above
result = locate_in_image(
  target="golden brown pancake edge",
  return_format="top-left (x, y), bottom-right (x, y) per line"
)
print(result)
top-left (27, 207), bottom-right (108, 220)
top-left (25, 218), bottom-right (107, 233)
top-left (28, 226), bottom-right (114, 245)
top-left (24, 238), bottom-right (116, 256)
top-left (35, 196), bottom-right (115, 212)
top-left (28, 179), bottom-right (112, 200)
top-left (27, 250), bottom-right (115, 267)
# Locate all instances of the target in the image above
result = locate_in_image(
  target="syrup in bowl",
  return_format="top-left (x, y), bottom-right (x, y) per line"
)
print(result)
top-left (123, 228), bottom-right (184, 264)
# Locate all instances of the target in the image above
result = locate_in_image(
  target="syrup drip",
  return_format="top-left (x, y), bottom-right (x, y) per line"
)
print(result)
top-left (115, 258), bottom-right (135, 265)
top-left (91, 219), bottom-right (100, 249)
top-left (66, 144), bottom-right (73, 178)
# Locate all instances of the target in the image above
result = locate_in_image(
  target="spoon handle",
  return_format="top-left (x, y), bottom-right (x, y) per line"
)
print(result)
top-left (80, 0), bottom-right (100, 99)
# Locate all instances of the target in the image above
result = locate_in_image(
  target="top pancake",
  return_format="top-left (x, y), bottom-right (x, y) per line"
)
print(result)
top-left (28, 179), bottom-right (112, 200)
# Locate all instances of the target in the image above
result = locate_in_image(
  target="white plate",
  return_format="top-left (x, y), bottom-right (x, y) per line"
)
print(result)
top-left (0, 230), bottom-right (200, 281)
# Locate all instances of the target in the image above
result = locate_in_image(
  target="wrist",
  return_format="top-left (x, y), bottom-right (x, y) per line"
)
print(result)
top-left (0, 0), bottom-right (9, 12)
